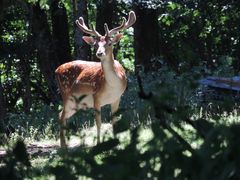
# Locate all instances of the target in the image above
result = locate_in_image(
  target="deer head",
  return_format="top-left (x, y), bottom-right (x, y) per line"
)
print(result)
top-left (75, 11), bottom-right (136, 60)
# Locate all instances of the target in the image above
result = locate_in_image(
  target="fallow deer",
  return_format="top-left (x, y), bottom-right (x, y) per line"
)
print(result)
top-left (55, 11), bottom-right (136, 147)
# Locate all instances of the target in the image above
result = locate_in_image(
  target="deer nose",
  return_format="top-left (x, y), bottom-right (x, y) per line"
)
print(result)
top-left (96, 52), bottom-right (103, 57)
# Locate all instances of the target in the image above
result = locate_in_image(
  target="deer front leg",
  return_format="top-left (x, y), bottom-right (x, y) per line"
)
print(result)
top-left (94, 101), bottom-right (101, 144)
top-left (111, 99), bottom-right (120, 124)
top-left (59, 110), bottom-right (67, 148)
top-left (111, 99), bottom-right (120, 138)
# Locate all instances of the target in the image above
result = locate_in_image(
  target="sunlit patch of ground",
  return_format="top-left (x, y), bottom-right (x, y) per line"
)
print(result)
top-left (68, 123), bottom-right (114, 148)
top-left (0, 123), bottom-right (154, 168)
top-left (0, 123), bottom-right (115, 158)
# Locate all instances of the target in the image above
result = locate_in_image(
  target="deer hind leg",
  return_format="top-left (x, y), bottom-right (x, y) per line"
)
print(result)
top-left (94, 100), bottom-right (101, 144)
top-left (59, 98), bottom-right (78, 148)
top-left (59, 110), bottom-right (67, 148)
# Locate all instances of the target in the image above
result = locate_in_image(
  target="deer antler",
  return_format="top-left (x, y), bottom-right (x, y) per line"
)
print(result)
top-left (104, 11), bottom-right (136, 37)
top-left (76, 17), bottom-right (101, 37)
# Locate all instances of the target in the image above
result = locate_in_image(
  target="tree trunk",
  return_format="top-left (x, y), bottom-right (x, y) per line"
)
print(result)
top-left (19, 56), bottom-right (31, 113)
top-left (96, 0), bottom-right (116, 35)
top-left (0, 80), bottom-right (6, 134)
top-left (50, 0), bottom-right (72, 65)
top-left (133, 3), bottom-right (160, 72)
top-left (30, 3), bottom-right (59, 104)
top-left (72, 0), bottom-right (91, 60)
top-left (0, 8), bottom-right (8, 134)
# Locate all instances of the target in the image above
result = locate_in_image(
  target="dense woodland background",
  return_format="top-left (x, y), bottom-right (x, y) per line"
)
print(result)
top-left (1, 0), bottom-right (240, 127)
top-left (1, 0), bottom-right (240, 179)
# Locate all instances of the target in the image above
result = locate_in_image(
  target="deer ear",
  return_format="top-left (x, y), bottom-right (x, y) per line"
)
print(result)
top-left (112, 34), bottom-right (123, 44)
top-left (82, 36), bottom-right (95, 45)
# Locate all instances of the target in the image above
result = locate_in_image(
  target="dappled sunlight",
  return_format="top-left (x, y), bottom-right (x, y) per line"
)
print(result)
top-left (68, 123), bottom-right (113, 148)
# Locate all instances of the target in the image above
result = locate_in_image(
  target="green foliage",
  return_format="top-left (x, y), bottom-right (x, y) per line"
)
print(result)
top-left (1, 0), bottom-right (240, 179)
top-left (117, 29), bottom-right (135, 72)
top-left (213, 56), bottom-right (235, 76)
top-left (7, 105), bottom-right (59, 143)
top-left (158, 0), bottom-right (240, 70)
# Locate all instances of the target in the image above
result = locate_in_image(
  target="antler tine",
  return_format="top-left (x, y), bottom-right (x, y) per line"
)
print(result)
top-left (108, 11), bottom-right (136, 37)
top-left (104, 23), bottom-right (110, 36)
top-left (75, 17), bottom-right (91, 34)
top-left (76, 17), bottom-right (101, 37)
top-left (125, 11), bottom-right (137, 29)
top-left (108, 18), bottom-right (126, 37)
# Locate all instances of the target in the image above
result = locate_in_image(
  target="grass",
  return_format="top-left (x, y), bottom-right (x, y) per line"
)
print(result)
top-left (5, 106), bottom-right (240, 155)
top-left (3, 122), bottom-right (153, 172)
top-left (2, 106), bottom-right (240, 179)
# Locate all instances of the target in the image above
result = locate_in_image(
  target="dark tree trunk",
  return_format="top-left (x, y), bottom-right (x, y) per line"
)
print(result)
top-left (96, 0), bottom-right (116, 35)
top-left (0, 80), bottom-right (6, 134)
top-left (73, 0), bottom-right (91, 60)
top-left (133, 4), bottom-right (160, 72)
top-left (19, 56), bottom-right (31, 113)
top-left (158, 34), bottom-right (179, 71)
top-left (0, 12), bottom-right (8, 132)
top-left (30, 3), bottom-right (59, 104)
top-left (18, 19), bottom-right (33, 113)
top-left (50, 0), bottom-right (72, 65)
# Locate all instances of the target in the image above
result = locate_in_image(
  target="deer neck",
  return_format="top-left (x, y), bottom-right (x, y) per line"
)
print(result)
top-left (101, 49), bottom-right (121, 86)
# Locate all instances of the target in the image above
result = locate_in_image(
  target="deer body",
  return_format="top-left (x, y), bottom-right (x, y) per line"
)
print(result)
top-left (56, 11), bottom-right (136, 147)
top-left (56, 59), bottom-right (127, 114)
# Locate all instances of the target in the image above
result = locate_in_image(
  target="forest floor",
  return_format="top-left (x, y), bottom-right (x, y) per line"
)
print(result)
top-left (0, 122), bottom-right (152, 170)
top-left (0, 123), bottom-right (114, 159)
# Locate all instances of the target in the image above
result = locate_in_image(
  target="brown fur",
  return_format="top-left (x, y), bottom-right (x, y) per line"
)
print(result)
top-left (55, 60), bottom-right (126, 100)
